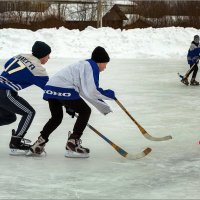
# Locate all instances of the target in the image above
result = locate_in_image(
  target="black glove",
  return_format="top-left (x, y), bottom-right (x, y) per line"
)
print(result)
top-left (65, 107), bottom-right (75, 118)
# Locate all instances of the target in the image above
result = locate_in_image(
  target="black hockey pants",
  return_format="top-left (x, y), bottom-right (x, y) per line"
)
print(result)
top-left (188, 63), bottom-right (198, 79)
top-left (0, 90), bottom-right (35, 137)
top-left (40, 98), bottom-right (91, 140)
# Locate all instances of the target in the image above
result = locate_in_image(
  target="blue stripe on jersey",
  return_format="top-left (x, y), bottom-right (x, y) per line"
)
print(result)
top-left (0, 82), bottom-right (17, 91)
top-left (87, 59), bottom-right (100, 88)
top-left (1, 69), bottom-right (33, 90)
top-left (0, 76), bottom-right (21, 91)
top-left (87, 59), bottom-right (114, 99)
top-left (43, 85), bottom-right (80, 100)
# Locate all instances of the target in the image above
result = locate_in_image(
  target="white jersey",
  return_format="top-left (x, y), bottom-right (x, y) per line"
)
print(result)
top-left (43, 59), bottom-right (115, 115)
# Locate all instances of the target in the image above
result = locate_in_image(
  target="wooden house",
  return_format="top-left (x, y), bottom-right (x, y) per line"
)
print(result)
top-left (103, 4), bottom-right (151, 29)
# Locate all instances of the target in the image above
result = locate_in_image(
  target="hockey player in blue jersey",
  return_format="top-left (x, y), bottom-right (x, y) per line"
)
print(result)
top-left (0, 41), bottom-right (51, 155)
top-left (182, 35), bottom-right (200, 86)
top-left (30, 46), bottom-right (115, 158)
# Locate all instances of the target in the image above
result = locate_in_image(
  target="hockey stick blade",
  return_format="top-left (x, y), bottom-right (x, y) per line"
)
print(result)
top-left (178, 73), bottom-right (189, 86)
top-left (178, 72), bottom-right (184, 80)
top-left (125, 147), bottom-right (152, 160)
top-left (143, 133), bottom-right (172, 141)
top-left (86, 123), bottom-right (151, 160)
top-left (115, 98), bottom-right (172, 141)
top-left (74, 114), bottom-right (152, 160)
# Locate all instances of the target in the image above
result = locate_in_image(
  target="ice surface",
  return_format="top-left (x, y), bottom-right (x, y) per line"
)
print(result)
top-left (0, 58), bottom-right (200, 199)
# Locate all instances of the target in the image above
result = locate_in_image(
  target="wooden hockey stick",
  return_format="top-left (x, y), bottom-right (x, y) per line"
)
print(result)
top-left (115, 98), bottom-right (172, 141)
top-left (87, 122), bottom-right (151, 160)
top-left (184, 58), bottom-right (199, 78)
top-left (178, 58), bottom-right (200, 82)
top-left (75, 114), bottom-right (151, 160)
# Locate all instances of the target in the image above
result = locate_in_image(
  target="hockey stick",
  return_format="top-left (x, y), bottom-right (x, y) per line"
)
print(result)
top-left (114, 98), bottom-right (172, 141)
top-left (185, 58), bottom-right (199, 78)
top-left (75, 115), bottom-right (151, 160)
top-left (178, 58), bottom-right (199, 80)
top-left (87, 122), bottom-right (151, 160)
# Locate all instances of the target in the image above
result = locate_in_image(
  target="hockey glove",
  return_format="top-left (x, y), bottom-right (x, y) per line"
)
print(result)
top-left (107, 89), bottom-right (116, 100)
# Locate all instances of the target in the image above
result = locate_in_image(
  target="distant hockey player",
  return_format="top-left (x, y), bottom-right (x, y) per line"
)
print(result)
top-left (182, 35), bottom-right (200, 86)
top-left (30, 46), bottom-right (115, 158)
top-left (0, 41), bottom-right (51, 155)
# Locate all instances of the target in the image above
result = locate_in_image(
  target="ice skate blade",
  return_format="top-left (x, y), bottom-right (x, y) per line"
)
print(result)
top-left (65, 150), bottom-right (89, 158)
top-left (25, 150), bottom-right (46, 157)
top-left (9, 149), bottom-right (29, 156)
top-left (190, 84), bottom-right (199, 86)
top-left (181, 80), bottom-right (189, 86)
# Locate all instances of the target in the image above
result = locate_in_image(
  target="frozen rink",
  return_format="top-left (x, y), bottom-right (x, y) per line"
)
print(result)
top-left (0, 58), bottom-right (200, 199)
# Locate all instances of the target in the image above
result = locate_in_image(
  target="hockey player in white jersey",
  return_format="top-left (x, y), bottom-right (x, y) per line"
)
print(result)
top-left (30, 46), bottom-right (115, 158)
top-left (0, 41), bottom-right (51, 155)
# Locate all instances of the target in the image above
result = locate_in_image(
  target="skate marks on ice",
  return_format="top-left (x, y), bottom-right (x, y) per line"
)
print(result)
top-left (0, 59), bottom-right (200, 199)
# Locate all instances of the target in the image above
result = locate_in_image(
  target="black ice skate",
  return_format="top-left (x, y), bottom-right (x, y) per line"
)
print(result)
top-left (190, 79), bottom-right (199, 86)
top-left (181, 77), bottom-right (189, 86)
top-left (9, 130), bottom-right (31, 156)
top-left (28, 135), bottom-right (48, 156)
top-left (65, 131), bottom-right (90, 158)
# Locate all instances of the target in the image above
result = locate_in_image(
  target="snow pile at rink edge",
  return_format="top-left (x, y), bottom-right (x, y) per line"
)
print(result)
top-left (0, 26), bottom-right (199, 59)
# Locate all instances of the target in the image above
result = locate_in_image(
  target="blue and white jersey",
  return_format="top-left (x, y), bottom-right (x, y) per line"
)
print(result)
top-left (44, 59), bottom-right (115, 115)
top-left (0, 54), bottom-right (49, 92)
top-left (187, 42), bottom-right (200, 65)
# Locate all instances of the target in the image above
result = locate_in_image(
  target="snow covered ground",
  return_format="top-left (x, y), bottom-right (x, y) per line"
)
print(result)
top-left (0, 26), bottom-right (200, 60)
top-left (0, 57), bottom-right (200, 199)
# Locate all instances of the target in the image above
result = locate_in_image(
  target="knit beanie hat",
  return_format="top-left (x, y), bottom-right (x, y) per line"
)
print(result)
top-left (32, 41), bottom-right (51, 59)
top-left (194, 35), bottom-right (199, 43)
top-left (91, 46), bottom-right (110, 63)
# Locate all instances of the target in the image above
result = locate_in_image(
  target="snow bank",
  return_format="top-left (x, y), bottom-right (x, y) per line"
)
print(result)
top-left (0, 26), bottom-right (199, 59)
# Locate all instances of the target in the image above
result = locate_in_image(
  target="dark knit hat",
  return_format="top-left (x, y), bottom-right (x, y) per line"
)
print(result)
top-left (32, 41), bottom-right (51, 59)
top-left (91, 46), bottom-right (110, 63)
top-left (194, 35), bottom-right (199, 40)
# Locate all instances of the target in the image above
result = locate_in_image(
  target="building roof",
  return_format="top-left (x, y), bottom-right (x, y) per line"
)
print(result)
top-left (103, 4), bottom-right (129, 21)
top-left (116, 4), bottom-right (136, 14)
top-left (103, 4), bottom-right (137, 21)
